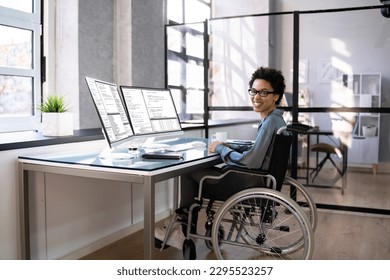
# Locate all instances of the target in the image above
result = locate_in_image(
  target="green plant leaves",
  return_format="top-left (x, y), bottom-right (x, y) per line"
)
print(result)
top-left (38, 95), bottom-right (68, 113)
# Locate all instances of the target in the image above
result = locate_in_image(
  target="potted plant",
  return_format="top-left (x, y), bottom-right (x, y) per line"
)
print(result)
top-left (38, 95), bottom-right (73, 136)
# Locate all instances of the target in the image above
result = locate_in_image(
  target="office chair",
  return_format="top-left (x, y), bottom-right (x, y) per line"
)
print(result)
top-left (310, 141), bottom-right (348, 193)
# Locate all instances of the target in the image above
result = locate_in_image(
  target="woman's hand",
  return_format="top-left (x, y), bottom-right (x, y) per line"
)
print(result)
top-left (208, 141), bottom-right (224, 153)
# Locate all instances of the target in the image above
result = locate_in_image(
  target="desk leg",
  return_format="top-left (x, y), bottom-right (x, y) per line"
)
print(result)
top-left (143, 177), bottom-right (155, 260)
top-left (173, 177), bottom-right (179, 211)
top-left (18, 163), bottom-right (30, 260)
top-left (306, 135), bottom-right (310, 185)
top-left (372, 164), bottom-right (378, 175)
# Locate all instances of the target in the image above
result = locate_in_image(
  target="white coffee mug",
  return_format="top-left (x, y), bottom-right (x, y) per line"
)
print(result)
top-left (211, 132), bottom-right (228, 142)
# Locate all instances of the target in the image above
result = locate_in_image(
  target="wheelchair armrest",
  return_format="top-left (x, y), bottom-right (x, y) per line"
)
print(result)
top-left (285, 123), bottom-right (313, 134)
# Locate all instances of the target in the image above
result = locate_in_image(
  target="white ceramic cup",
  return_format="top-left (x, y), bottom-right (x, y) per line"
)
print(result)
top-left (211, 132), bottom-right (228, 142)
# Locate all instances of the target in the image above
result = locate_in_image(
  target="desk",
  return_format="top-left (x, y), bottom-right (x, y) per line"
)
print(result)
top-left (18, 138), bottom-right (221, 260)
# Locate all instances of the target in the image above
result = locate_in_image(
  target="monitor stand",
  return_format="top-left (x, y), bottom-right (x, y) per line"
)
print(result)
top-left (139, 137), bottom-right (170, 150)
top-left (98, 146), bottom-right (138, 160)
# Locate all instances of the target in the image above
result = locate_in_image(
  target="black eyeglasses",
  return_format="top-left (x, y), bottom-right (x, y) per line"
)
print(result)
top-left (248, 88), bottom-right (275, 97)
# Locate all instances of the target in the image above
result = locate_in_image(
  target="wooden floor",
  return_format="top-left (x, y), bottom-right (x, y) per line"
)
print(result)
top-left (82, 170), bottom-right (390, 260)
top-left (301, 167), bottom-right (390, 210)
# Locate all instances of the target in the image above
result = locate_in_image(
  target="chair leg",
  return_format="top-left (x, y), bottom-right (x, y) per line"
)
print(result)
top-left (310, 154), bottom-right (330, 181)
top-left (328, 157), bottom-right (343, 176)
top-left (341, 171), bottom-right (347, 195)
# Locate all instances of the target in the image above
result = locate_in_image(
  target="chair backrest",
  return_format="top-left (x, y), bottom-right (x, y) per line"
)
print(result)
top-left (266, 133), bottom-right (293, 191)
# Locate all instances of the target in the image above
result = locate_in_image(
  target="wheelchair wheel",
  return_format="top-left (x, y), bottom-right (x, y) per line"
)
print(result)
top-left (282, 176), bottom-right (318, 232)
top-left (183, 239), bottom-right (196, 260)
top-left (211, 188), bottom-right (314, 260)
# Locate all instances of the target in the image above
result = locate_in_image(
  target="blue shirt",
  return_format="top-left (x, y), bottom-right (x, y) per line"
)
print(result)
top-left (214, 109), bottom-right (286, 170)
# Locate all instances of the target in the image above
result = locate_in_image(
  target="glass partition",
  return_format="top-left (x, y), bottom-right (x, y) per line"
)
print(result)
top-left (165, 5), bottom-right (390, 213)
top-left (295, 7), bottom-right (390, 211)
top-left (298, 9), bottom-right (388, 108)
top-left (208, 16), bottom-right (270, 111)
top-left (297, 10), bottom-right (389, 154)
top-left (298, 111), bottom-right (389, 211)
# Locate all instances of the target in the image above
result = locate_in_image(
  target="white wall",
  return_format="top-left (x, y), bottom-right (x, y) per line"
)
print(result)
top-left (0, 138), bottom-right (175, 260)
top-left (55, 0), bottom-right (80, 130)
top-left (1, 139), bottom-right (105, 259)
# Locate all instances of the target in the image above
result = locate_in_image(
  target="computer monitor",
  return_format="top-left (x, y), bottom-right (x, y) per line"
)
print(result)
top-left (119, 85), bottom-right (183, 144)
top-left (85, 77), bottom-right (134, 150)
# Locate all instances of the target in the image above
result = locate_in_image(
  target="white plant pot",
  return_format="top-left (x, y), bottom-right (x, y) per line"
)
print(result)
top-left (42, 112), bottom-right (74, 136)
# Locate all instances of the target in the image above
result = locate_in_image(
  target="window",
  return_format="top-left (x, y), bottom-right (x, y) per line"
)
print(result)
top-left (166, 0), bottom-right (210, 122)
top-left (166, 0), bottom-right (210, 25)
top-left (0, 0), bottom-right (41, 132)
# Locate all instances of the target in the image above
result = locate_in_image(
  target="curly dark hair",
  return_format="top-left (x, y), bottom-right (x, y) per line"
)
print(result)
top-left (248, 67), bottom-right (286, 105)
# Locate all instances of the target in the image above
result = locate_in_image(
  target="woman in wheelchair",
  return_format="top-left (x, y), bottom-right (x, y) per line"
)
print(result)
top-left (155, 67), bottom-right (288, 251)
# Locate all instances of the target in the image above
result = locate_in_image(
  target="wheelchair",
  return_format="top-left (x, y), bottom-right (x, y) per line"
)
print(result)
top-left (159, 123), bottom-right (316, 260)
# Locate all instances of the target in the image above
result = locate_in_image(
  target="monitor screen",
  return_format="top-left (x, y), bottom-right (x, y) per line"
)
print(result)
top-left (85, 77), bottom-right (134, 148)
top-left (119, 86), bottom-right (182, 138)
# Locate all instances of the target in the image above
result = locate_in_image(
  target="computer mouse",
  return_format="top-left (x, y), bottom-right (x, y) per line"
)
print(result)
top-left (191, 141), bottom-right (207, 149)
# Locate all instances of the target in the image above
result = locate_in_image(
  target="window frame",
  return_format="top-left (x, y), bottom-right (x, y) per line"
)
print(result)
top-left (0, 1), bottom-right (42, 133)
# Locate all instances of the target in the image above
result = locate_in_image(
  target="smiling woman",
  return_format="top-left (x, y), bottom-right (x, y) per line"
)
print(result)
top-left (250, 80), bottom-right (280, 119)
top-left (248, 67), bottom-right (285, 119)
top-left (169, 67), bottom-right (288, 243)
